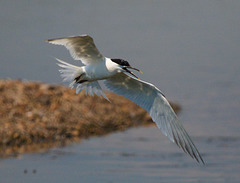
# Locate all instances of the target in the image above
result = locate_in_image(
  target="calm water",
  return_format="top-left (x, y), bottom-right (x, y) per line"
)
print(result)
top-left (1, 0), bottom-right (240, 182)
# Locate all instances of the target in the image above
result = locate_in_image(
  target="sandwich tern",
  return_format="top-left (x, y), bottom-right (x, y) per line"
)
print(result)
top-left (46, 34), bottom-right (204, 164)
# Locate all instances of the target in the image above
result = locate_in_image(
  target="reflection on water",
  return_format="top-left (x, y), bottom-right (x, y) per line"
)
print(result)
top-left (1, 0), bottom-right (240, 182)
top-left (1, 127), bottom-right (240, 183)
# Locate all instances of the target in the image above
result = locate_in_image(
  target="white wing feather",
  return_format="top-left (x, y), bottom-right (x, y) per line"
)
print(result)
top-left (47, 35), bottom-right (104, 65)
top-left (104, 73), bottom-right (204, 164)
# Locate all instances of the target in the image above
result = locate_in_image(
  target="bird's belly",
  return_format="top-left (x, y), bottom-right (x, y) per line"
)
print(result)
top-left (84, 64), bottom-right (117, 81)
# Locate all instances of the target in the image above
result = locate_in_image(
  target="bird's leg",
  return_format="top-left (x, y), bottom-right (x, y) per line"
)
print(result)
top-left (74, 73), bottom-right (88, 84)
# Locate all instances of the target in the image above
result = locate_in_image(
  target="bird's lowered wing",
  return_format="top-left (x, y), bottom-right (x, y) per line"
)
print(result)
top-left (104, 73), bottom-right (204, 164)
top-left (46, 35), bottom-right (104, 65)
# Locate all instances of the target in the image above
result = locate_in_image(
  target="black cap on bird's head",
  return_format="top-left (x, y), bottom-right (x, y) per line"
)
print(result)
top-left (111, 58), bottom-right (142, 79)
top-left (111, 59), bottom-right (130, 67)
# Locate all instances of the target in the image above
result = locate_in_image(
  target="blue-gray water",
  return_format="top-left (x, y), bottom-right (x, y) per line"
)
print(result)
top-left (0, 0), bottom-right (240, 182)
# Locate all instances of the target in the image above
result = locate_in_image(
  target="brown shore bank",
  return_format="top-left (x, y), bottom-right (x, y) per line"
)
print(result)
top-left (0, 79), bottom-right (180, 158)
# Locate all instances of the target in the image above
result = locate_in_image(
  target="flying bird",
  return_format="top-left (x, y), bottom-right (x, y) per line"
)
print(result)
top-left (46, 34), bottom-right (204, 164)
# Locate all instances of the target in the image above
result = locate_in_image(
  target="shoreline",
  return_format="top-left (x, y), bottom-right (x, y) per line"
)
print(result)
top-left (0, 79), bottom-right (180, 158)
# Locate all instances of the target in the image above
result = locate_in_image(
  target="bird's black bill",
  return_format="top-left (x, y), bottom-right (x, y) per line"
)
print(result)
top-left (126, 66), bottom-right (143, 74)
top-left (123, 66), bottom-right (142, 79)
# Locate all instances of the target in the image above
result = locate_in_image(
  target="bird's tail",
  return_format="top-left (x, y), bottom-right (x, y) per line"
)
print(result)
top-left (56, 58), bottom-right (109, 101)
top-left (55, 58), bottom-right (83, 86)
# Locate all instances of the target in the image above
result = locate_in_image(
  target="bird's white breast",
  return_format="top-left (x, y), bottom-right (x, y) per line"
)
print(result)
top-left (83, 57), bottom-right (120, 81)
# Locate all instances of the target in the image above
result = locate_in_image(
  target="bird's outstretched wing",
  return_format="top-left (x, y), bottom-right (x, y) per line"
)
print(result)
top-left (46, 35), bottom-right (104, 65)
top-left (104, 73), bottom-right (204, 164)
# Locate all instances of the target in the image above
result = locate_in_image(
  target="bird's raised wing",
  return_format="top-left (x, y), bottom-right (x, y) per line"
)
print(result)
top-left (46, 35), bottom-right (104, 65)
top-left (104, 73), bottom-right (204, 164)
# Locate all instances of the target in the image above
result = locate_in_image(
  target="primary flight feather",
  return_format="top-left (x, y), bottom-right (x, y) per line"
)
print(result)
top-left (46, 34), bottom-right (204, 164)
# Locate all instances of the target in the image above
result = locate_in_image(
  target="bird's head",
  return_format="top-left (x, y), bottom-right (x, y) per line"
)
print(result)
top-left (111, 58), bottom-right (142, 79)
